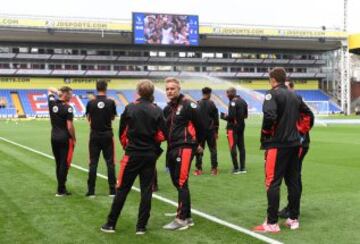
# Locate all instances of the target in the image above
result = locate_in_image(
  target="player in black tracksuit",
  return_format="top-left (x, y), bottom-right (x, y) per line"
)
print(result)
top-left (254, 68), bottom-right (313, 233)
top-left (47, 86), bottom-right (76, 196)
top-left (85, 80), bottom-right (117, 197)
top-left (162, 78), bottom-right (204, 230)
top-left (101, 80), bottom-right (166, 235)
top-left (194, 87), bottom-right (219, 176)
top-left (278, 81), bottom-right (315, 219)
top-left (220, 87), bottom-right (248, 174)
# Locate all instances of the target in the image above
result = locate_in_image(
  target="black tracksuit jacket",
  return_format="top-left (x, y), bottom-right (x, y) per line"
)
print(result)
top-left (261, 84), bottom-right (313, 149)
top-left (119, 98), bottom-right (167, 155)
top-left (221, 95), bottom-right (248, 130)
top-left (163, 94), bottom-right (204, 150)
top-left (197, 98), bottom-right (219, 133)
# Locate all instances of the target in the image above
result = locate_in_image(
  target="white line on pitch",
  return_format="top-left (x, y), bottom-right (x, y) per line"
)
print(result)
top-left (0, 136), bottom-right (282, 244)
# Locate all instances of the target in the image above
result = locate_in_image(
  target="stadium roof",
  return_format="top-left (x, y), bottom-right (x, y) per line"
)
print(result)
top-left (0, 14), bottom-right (347, 51)
top-left (349, 34), bottom-right (360, 54)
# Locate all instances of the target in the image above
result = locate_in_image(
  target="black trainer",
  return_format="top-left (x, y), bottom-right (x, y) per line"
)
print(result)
top-left (109, 188), bottom-right (116, 197)
top-left (100, 223), bottom-right (115, 233)
top-left (85, 192), bottom-right (95, 198)
top-left (136, 227), bottom-right (147, 235)
top-left (55, 191), bottom-right (72, 197)
top-left (152, 185), bottom-right (159, 192)
top-left (278, 206), bottom-right (290, 219)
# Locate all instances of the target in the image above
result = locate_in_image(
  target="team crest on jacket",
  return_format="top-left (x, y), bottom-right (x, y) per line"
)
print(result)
top-left (97, 101), bottom-right (105, 109)
top-left (190, 102), bottom-right (197, 109)
top-left (176, 157), bottom-right (181, 162)
top-left (231, 101), bottom-right (236, 106)
top-left (68, 107), bottom-right (73, 113)
top-left (52, 106), bottom-right (58, 113)
top-left (265, 94), bottom-right (272, 101)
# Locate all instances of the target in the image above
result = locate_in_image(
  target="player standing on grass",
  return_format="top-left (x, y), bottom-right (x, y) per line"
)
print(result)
top-left (278, 80), bottom-right (314, 218)
top-left (254, 67), bottom-right (313, 233)
top-left (220, 87), bottom-right (248, 174)
top-left (101, 80), bottom-right (166, 235)
top-left (162, 77), bottom-right (204, 230)
top-left (194, 87), bottom-right (219, 176)
top-left (85, 80), bottom-right (117, 197)
top-left (47, 86), bottom-right (76, 197)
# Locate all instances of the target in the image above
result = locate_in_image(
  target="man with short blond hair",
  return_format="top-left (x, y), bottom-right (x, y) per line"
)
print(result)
top-left (101, 79), bottom-right (166, 235)
top-left (162, 77), bottom-right (204, 230)
top-left (164, 76), bottom-right (180, 85)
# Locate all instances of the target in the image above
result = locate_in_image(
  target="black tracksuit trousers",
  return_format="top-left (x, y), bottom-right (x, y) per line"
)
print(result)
top-left (88, 135), bottom-right (116, 194)
top-left (265, 146), bottom-right (301, 224)
top-left (285, 146), bottom-right (309, 211)
top-left (107, 152), bottom-right (157, 229)
top-left (227, 128), bottom-right (246, 171)
top-left (51, 139), bottom-right (74, 194)
top-left (167, 146), bottom-right (195, 220)
top-left (195, 130), bottom-right (218, 170)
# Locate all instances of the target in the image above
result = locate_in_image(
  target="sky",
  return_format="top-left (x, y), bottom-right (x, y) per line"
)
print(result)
top-left (0, 0), bottom-right (359, 33)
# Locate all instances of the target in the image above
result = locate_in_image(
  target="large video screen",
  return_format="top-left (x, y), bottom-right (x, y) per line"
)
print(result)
top-left (133, 13), bottom-right (199, 46)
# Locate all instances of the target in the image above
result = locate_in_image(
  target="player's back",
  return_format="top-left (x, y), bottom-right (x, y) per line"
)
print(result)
top-left (262, 85), bottom-right (301, 148)
top-left (48, 94), bottom-right (73, 142)
top-left (86, 95), bottom-right (116, 136)
top-left (121, 98), bottom-right (165, 153)
top-left (198, 98), bottom-right (218, 131)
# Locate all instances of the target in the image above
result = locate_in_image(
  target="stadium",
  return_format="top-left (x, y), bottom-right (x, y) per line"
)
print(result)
top-left (0, 9), bottom-right (360, 244)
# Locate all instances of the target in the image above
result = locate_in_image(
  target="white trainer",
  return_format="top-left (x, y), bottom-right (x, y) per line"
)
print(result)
top-left (285, 218), bottom-right (300, 230)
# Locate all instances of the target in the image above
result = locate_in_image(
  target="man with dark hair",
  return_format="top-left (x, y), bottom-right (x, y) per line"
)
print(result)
top-left (48, 86), bottom-right (76, 196)
top-left (278, 80), bottom-right (315, 218)
top-left (101, 80), bottom-right (166, 235)
top-left (254, 67), bottom-right (313, 233)
top-left (194, 87), bottom-right (219, 176)
top-left (85, 80), bottom-right (117, 197)
top-left (220, 87), bottom-right (248, 174)
top-left (162, 77), bottom-right (204, 230)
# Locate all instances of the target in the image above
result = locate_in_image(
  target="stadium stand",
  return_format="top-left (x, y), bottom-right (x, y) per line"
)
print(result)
top-left (0, 86), bottom-right (341, 118)
top-left (0, 15), bottom-right (347, 117)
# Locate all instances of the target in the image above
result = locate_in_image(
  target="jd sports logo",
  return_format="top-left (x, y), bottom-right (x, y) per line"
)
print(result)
top-left (97, 101), bottom-right (105, 109)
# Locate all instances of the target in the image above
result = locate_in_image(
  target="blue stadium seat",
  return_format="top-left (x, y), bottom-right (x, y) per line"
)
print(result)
top-left (0, 89), bottom-right (342, 117)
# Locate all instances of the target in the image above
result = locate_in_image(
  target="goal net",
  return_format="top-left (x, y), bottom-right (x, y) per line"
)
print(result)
top-left (305, 101), bottom-right (330, 115)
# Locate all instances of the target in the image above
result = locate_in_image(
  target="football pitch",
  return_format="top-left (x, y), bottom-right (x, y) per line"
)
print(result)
top-left (1, 117), bottom-right (360, 244)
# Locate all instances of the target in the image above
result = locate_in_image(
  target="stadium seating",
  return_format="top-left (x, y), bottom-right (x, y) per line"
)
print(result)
top-left (0, 90), bottom-right (17, 118)
top-left (0, 88), bottom-right (342, 118)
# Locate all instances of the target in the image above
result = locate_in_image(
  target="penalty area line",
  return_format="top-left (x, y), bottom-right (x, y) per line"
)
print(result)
top-left (0, 136), bottom-right (282, 244)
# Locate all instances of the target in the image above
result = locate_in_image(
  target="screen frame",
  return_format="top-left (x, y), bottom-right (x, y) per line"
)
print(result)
top-left (132, 12), bottom-right (200, 47)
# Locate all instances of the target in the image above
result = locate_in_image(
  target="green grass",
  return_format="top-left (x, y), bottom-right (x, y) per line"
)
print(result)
top-left (0, 118), bottom-right (360, 244)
